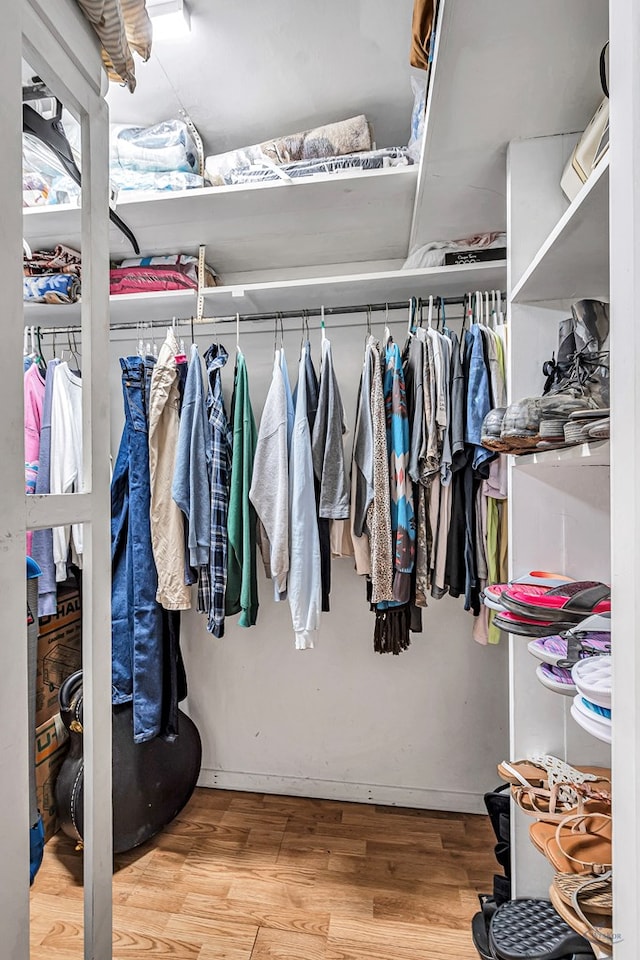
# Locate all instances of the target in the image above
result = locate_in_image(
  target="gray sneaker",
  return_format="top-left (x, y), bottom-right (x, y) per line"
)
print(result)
top-left (501, 300), bottom-right (609, 445)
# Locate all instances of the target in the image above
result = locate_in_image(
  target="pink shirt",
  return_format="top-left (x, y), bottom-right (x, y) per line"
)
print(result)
top-left (24, 363), bottom-right (46, 555)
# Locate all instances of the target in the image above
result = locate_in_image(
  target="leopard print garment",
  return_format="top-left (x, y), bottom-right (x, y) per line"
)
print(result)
top-left (368, 342), bottom-right (394, 604)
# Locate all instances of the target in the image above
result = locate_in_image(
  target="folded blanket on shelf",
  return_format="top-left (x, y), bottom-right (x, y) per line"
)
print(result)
top-left (110, 267), bottom-right (199, 296)
top-left (205, 115), bottom-right (373, 185)
top-left (403, 232), bottom-right (507, 270)
top-left (24, 245), bottom-right (82, 277)
top-left (115, 254), bottom-right (219, 288)
top-left (111, 120), bottom-right (199, 174)
top-left (109, 170), bottom-right (205, 193)
top-left (24, 274), bottom-right (81, 304)
top-left (219, 147), bottom-right (412, 185)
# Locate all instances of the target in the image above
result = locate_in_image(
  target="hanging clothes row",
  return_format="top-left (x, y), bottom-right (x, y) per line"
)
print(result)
top-left (23, 326), bottom-right (84, 616)
top-left (348, 293), bottom-right (508, 652)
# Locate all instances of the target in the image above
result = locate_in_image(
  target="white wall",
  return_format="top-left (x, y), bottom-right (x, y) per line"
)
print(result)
top-left (107, 0), bottom-right (417, 155)
top-left (109, 309), bottom-right (509, 813)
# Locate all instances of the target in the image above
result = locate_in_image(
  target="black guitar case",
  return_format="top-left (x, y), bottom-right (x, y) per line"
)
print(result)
top-left (55, 670), bottom-right (202, 854)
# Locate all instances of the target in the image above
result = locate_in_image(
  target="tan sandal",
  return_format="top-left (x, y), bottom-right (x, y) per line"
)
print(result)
top-left (544, 813), bottom-right (612, 875)
top-left (498, 756), bottom-right (610, 793)
top-left (552, 870), bottom-right (613, 916)
top-left (549, 879), bottom-right (615, 955)
top-left (513, 780), bottom-right (611, 824)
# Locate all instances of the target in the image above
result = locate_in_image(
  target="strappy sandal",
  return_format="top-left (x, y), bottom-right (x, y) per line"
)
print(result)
top-left (549, 880), bottom-right (614, 955)
top-left (552, 871), bottom-right (612, 916)
top-left (513, 779), bottom-right (611, 824)
top-left (497, 755), bottom-right (611, 792)
top-left (501, 581), bottom-right (611, 623)
top-left (537, 812), bottom-right (612, 875)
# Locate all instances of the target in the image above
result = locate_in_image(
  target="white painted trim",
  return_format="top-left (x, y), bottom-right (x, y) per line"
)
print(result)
top-left (610, 1), bottom-right (640, 955)
top-left (25, 493), bottom-right (94, 529)
top-left (197, 769), bottom-right (487, 816)
top-left (80, 99), bottom-right (113, 960)
top-left (1, 3), bottom-right (31, 956)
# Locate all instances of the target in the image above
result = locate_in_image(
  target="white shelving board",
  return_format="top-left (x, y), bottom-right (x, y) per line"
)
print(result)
top-left (23, 166), bottom-right (418, 274)
top-left (24, 288), bottom-right (196, 327)
top-left (22, 262), bottom-right (507, 327)
top-left (410, 0), bottom-right (609, 248)
top-left (511, 155), bottom-right (610, 306)
top-left (512, 440), bottom-right (610, 469)
top-left (202, 261), bottom-right (507, 315)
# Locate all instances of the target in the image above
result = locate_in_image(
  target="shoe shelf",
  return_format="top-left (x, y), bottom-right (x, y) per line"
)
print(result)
top-left (511, 440), bottom-right (610, 469)
top-left (511, 153), bottom-right (609, 307)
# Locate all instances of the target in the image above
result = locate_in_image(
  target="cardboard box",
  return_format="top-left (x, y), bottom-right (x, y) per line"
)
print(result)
top-left (35, 713), bottom-right (69, 842)
top-left (36, 583), bottom-right (82, 729)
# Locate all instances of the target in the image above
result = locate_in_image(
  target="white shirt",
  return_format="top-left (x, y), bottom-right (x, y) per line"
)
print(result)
top-left (50, 362), bottom-right (83, 580)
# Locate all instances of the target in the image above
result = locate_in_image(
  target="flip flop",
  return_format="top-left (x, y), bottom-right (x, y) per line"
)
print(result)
top-left (572, 656), bottom-right (612, 710)
top-left (571, 701), bottom-right (612, 744)
top-left (549, 881), bottom-right (614, 955)
top-left (528, 629), bottom-right (611, 666)
top-left (501, 581), bottom-right (611, 623)
top-left (483, 572), bottom-right (573, 611)
top-left (493, 609), bottom-right (579, 638)
top-left (536, 663), bottom-right (576, 696)
top-left (542, 813), bottom-right (612, 875)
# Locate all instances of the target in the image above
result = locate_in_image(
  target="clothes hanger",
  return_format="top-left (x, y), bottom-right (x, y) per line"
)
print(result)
top-left (22, 99), bottom-right (140, 254)
top-left (320, 305), bottom-right (327, 344)
top-left (236, 312), bottom-right (242, 356)
top-left (406, 297), bottom-right (416, 337)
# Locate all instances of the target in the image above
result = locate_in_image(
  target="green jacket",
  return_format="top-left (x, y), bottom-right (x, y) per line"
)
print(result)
top-left (225, 351), bottom-right (258, 626)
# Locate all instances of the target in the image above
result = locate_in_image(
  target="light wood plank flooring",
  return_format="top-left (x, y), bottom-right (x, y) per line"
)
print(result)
top-left (30, 788), bottom-right (496, 959)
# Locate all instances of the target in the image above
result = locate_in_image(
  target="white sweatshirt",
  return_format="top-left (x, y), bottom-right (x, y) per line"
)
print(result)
top-left (287, 351), bottom-right (321, 649)
top-left (50, 362), bottom-right (83, 580)
top-left (249, 349), bottom-right (289, 600)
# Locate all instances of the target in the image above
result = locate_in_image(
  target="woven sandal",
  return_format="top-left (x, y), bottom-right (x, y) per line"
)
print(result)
top-left (541, 812), bottom-right (612, 875)
top-left (549, 881), bottom-right (614, 954)
top-left (552, 870), bottom-right (612, 916)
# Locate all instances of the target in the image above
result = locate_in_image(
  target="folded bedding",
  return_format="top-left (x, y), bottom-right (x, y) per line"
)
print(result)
top-left (403, 232), bottom-right (508, 269)
top-left (110, 120), bottom-right (200, 175)
top-left (24, 245), bottom-right (82, 277)
top-left (110, 253), bottom-right (220, 296)
top-left (219, 147), bottom-right (412, 185)
top-left (24, 274), bottom-right (81, 304)
top-left (205, 115), bottom-right (373, 185)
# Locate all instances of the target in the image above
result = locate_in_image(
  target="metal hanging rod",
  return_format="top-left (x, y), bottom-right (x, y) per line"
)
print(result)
top-left (31, 291), bottom-right (505, 337)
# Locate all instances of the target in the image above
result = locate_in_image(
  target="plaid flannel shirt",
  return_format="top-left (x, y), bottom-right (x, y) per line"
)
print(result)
top-left (204, 344), bottom-right (232, 636)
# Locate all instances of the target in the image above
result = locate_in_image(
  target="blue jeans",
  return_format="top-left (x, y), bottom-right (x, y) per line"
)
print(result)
top-left (111, 357), bottom-right (163, 743)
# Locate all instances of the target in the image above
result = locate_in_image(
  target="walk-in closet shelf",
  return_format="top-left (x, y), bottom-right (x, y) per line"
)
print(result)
top-left (24, 165), bottom-right (418, 272)
top-left (506, 129), bottom-right (611, 914)
top-left (511, 153), bottom-right (610, 306)
top-left (24, 261), bottom-right (507, 327)
top-left (513, 440), bottom-right (610, 469)
top-left (412, 0), bottom-right (608, 248)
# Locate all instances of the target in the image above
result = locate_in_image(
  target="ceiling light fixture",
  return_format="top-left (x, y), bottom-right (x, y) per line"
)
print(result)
top-left (148, 0), bottom-right (191, 41)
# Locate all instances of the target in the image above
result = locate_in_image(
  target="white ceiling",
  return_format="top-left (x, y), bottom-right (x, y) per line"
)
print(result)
top-left (107, 0), bottom-right (417, 157)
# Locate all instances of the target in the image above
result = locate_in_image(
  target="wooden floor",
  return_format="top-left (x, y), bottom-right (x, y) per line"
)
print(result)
top-left (30, 788), bottom-right (496, 959)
